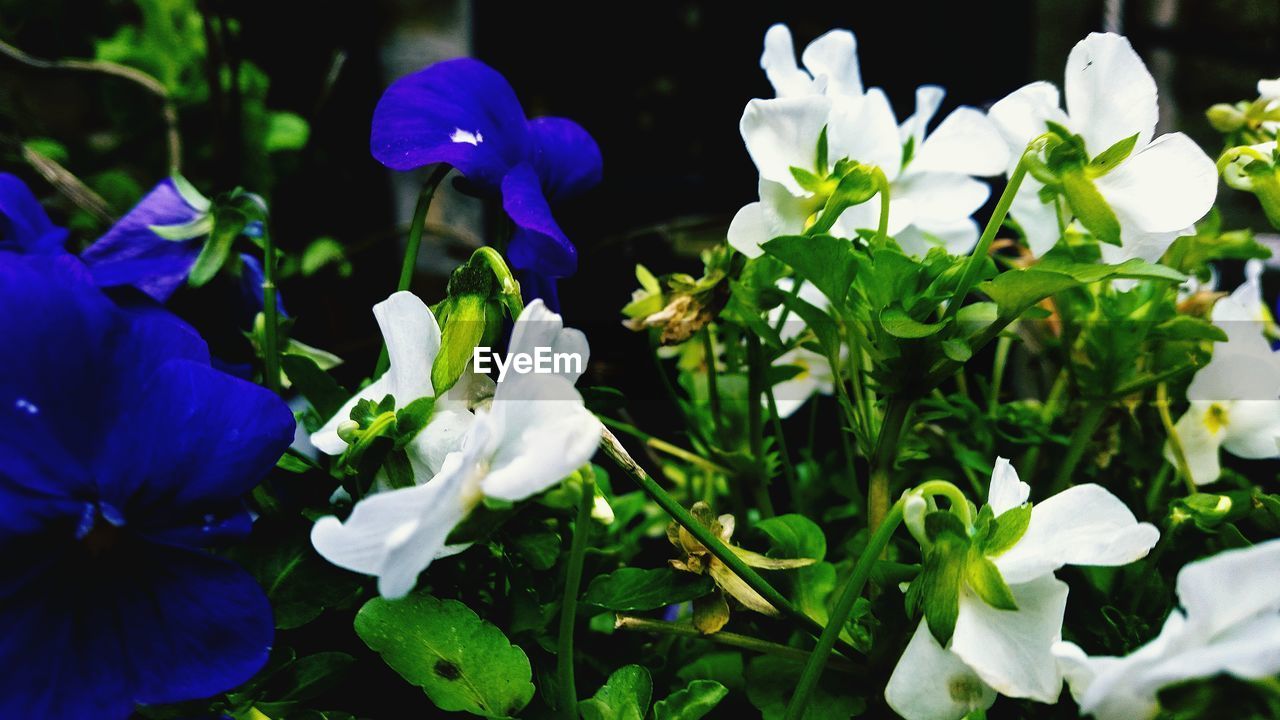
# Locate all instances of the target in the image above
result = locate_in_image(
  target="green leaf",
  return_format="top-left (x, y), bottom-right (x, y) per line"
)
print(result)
top-left (966, 555), bottom-right (1018, 610)
top-left (510, 528), bottom-right (561, 571)
top-left (653, 680), bottom-right (729, 720)
top-left (276, 451), bottom-right (317, 474)
top-left (266, 111), bottom-right (311, 152)
top-left (1088, 132), bottom-right (1140, 176)
top-left (231, 520), bottom-right (361, 630)
top-left (754, 514), bottom-right (826, 561)
top-left (1152, 315), bottom-right (1230, 342)
top-left (580, 664), bottom-right (652, 720)
top-left (778, 291), bottom-right (842, 362)
top-left (761, 234), bottom-right (858, 308)
top-left (394, 396), bottom-right (437, 447)
top-left (744, 655), bottom-right (865, 720)
top-left (984, 504), bottom-right (1032, 557)
top-left (1061, 169), bottom-right (1121, 245)
top-left (941, 338), bottom-right (972, 362)
top-left (354, 593), bottom-right (535, 718)
top-left (583, 567), bottom-right (716, 611)
top-left (188, 206), bottom-right (246, 286)
top-left (880, 305), bottom-right (949, 339)
top-left (150, 213), bottom-right (213, 241)
top-left (979, 269), bottom-right (1082, 318)
top-left (789, 166), bottom-right (827, 194)
top-left (281, 353), bottom-right (349, 419)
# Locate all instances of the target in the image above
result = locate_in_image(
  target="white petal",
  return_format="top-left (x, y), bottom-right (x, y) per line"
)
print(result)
top-left (768, 278), bottom-right (831, 342)
top-left (950, 574), bottom-right (1070, 702)
top-left (1176, 538), bottom-right (1280, 638)
top-left (311, 374), bottom-right (392, 455)
top-left (986, 456), bottom-right (1029, 515)
top-left (1221, 400), bottom-right (1280, 459)
top-left (911, 108), bottom-right (1010, 177)
top-left (770, 348), bottom-right (834, 419)
top-left (801, 29), bottom-right (861, 98)
top-left (895, 173), bottom-right (990, 226)
top-left (896, 217), bottom-right (980, 257)
top-left (1145, 613), bottom-right (1280, 687)
top-left (507, 298), bottom-right (590, 383)
top-left (1169, 403), bottom-right (1227, 486)
top-left (900, 85), bottom-right (946, 146)
top-left (376, 291), bottom-right (442, 401)
top-left (727, 202), bottom-right (769, 258)
top-left (730, 181), bottom-right (820, 258)
top-left (885, 621), bottom-right (997, 720)
top-left (1064, 613), bottom-right (1190, 720)
top-left (1187, 328), bottom-right (1280, 402)
top-left (1094, 133), bottom-right (1217, 236)
top-left (310, 451), bottom-right (474, 598)
top-left (408, 405), bottom-right (476, 478)
top-left (827, 89), bottom-right (904, 180)
top-left (994, 484), bottom-right (1158, 584)
top-left (988, 81), bottom-right (1068, 165)
top-left (479, 375), bottom-right (602, 502)
top-left (1009, 177), bottom-right (1064, 256)
top-left (740, 96), bottom-right (833, 194)
top-left (1099, 226), bottom-right (1187, 265)
top-left (761, 24), bottom-right (816, 98)
top-left (1064, 32), bottom-right (1158, 155)
top-left (1259, 78), bottom-right (1280, 101)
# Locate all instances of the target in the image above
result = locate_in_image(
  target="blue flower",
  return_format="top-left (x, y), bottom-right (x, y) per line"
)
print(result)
top-left (0, 173), bottom-right (68, 254)
top-left (81, 178), bottom-right (209, 302)
top-left (370, 58), bottom-right (602, 301)
top-left (0, 252), bottom-right (295, 718)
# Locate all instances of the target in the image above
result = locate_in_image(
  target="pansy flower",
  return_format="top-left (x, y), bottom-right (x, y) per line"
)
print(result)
top-left (987, 32), bottom-right (1217, 260)
top-left (310, 299), bottom-right (600, 597)
top-left (1167, 260), bottom-right (1280, 485)
top-left (0, 172), bottom-right (68, 254)
top-left (885, 458), bottom-right (1158, 720)
top-left (370, 58), bottom-right (603, 307)
top-left (0, 252), bottom-right (295, 718)
top-left (1055, 539), bottom-right (1280, 720)
top-left (729, 24), bottom-right (1008, 259)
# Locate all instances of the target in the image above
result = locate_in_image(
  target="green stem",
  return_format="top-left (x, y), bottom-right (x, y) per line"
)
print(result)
top-left (783, 498), bottom-right (906, 720)
top-left (260, 224), bottom-right (281, 393)
top-left (599, 428), bottom-right (858, 655)
top-left (556, 469), bottom-right (595, 718)
top-left (613, 616), bottom-right (862, 673)
top-left (472, 245), bottom-right (524, 317)
top-left (873, 167), bottom-right (891, 243)
top-left (1155, 383), bottom-right (1198, 494)
top-left (598, 416), bottom-right (731, 475)
top-left (703, 328), bottom-right (725, 445)
top-left (765, 386), bottom-right (801, 514)
top-left (869, 396), bottom-right (912, 532)
top-left (988, 335), bottom-right (1012, 417)
top-left (1052, 402), bottom-right (1107, 492)
top-left (945, 150), bottom-right (1031, 321)
top-left (376, 164), bottom-right (450, 376)
top-left (747, 334), bottom-right (775, 517)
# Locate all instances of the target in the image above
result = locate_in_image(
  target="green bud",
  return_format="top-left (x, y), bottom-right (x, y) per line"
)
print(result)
top-left (1244, 159), bottom-right (1280, 230)
top-left (1207, 103), bottom-right (1247, 133)
top-left (336, 420), bottom-right (360, 443)
top-left (1173, 492), bottom-right (1247, 529)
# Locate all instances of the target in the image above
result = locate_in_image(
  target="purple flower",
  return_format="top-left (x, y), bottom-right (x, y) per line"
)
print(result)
top-left (0, 173), bottom-right (68, 254)
top-left (81, 178), bottom-right (210, 302)
top-left (0, 252), bottom-right (295, 718)
top-left (371, 58), bottom-right (602, 294)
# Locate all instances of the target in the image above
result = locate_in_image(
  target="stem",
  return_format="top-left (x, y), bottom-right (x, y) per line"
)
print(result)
top-left (747, 334), bottom-right (775, 517)
top-left (988, 335), bottom-right (1012, 417)
top-left (873, 167), bottom-right (891, 243)
top-left (1155, 383), bottom-right (1197, 494)
top-left (765, 386), bottom-right (801, 513)
top-left (613, 616), bottom-right (861, 673)
top-left (783, 498), bottom-right (906, 720)
top-left (600, 428), bottom-right (858, 655)
top-left (556, 469), bottom-right (594, 718)
top-left (1052, 402), bottom-right (1107, 492)
top-left (261, 224), bottom-right (281, 393)
top-left (472, 246), bottom-right (524, 317)
top-left (598, 416), bottom-right (731, 475)
top-left (376, 165), bottom-right (450, 376)
top-left (945, 150), bottom-right (1031, 321)
top-left (869, 396), bottom-right (912, 532)
top-left (702, 328), bottom-right (725, 445)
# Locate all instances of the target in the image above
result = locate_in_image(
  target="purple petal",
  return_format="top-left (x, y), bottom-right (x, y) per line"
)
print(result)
top-left (527, 117), bottom-right (603, 201)
top-left (519, 270), bottom-right (561, 312)
top-left (0, 173), bottom-right (68, 254)
top-left (81, 179), bottom-right (206, 302)
top-left (501, 163), bottom-right (577, 277)
top-left (371, 58), bottom-right (530, 187)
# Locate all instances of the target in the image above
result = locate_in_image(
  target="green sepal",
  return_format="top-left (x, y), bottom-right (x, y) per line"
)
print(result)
top-left (966, 553), bottom-right (1018, 611)
top-left (150, 213), bottom-right (213, 241)
top-left (789, 166), bottom-right (829, 194)
top-left (808, 164), bottom-right (878, 236)
top-left (432, 293), bottom-right (488, 395)
top-left (1088, 132), bottom-right (1140, 177)
top-left (920, 531), bottom-right (968, 646)
top-left (983, 504), bottom-right (1032, 557)
top-left (1060, 168), bottom-right (1122, 246)
top-left (394, 396), bottom-right (438, 448)
top-left (188, 204), bottom-right (247, 286)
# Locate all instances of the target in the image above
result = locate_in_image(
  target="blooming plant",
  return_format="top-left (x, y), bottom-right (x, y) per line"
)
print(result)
top-left (8, 9), bottom-right (1280, 720)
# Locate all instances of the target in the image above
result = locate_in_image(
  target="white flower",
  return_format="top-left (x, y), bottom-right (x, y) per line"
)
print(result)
top-left (1167, 260), bottom-right (1280, 485)
top-left (767, 279), bottom-right (836, 417)
top-left (1259, 77), bottom-right (1280, 103)
top-left (1055, 539), bottom-right (1280, 720)
top-left (310, 291), bottom-right (483, 477)
top-left (310, 300), bottom-right (602, 598)
top-left (728, 24), bottom-right (1008, 260)
top-left (987, 32), bottom-right (1217, 260)
top-left (885, 458), bottom-right (1159, 720)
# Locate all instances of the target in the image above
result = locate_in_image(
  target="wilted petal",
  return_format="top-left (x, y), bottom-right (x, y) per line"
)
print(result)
top-left (886, 621), bottom-right (997, 720)
top-left (527, 116), bottom-right (603, 201)
top-left (986, 456), bottom-right (1029, 515)
top-left (740, 96), bottom-right (833, 195)
top-left (708, 557), bottom-right (778, 615)
top-left (994, 484), bottom-right (1158, 584)
top-left (950, 574), bottom-right (1069, 702)
top-left (910, 108), bottom-right (1010, 177)
top-left (1064, 32), bottom-right (1158, 155)
top-left (801, 29), bottom-right (861, 98)
top-left (1095, 133), bottom-right (1217, 235)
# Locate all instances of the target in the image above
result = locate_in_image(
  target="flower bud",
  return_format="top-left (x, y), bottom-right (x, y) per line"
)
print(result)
top-left (1207, 103), bottom-right (1247, 133)
top-left (336, 420), bottom-right (360, 443)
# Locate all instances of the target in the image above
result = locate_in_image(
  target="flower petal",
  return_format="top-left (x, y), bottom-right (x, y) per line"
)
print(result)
top-left (370, 58), bottom-right (528, 185)
top-left (993, 484), bottom-right (1158, 584)
top-left (1176, 538), bottom-right (1280, 638)
top-left (760, 24), bottom-right (816, 98)
top-left (0, 173), bottom-right (67, 253)
top-left (1145, 612), bottom-right (1280, 688)
top-left (1221, 400), bottom-right (1280, 459)
top-left (895, 173), bottom-right (991, 227)
top-left (800, 28), bottom-right (861, 98)
top-left (527, 116), bottom-right (602, 201)
top-left (376, 291), bottom-right (442, 402)
top-left (1064, 32), bottom-right (1158, 156)
top-left (896, 217), bottom-right (980, 257)
top-left (728, 202), bottom-right (769, 258)
top-left (828, 89), bottom-right (904, 181)
top-left (1009, 176), bottom-right (1064, 256)
top-left (740, 96), bottom-right (833, 194)
top-left (986, 456), bottom-right (1029, 515)
top-left (1094, 133), bottom-right (1217, 235)
top-left (709, 558), bottom-right (778, 615)
top-left (910, 108), bottom-right (1010, 177)
top-left (885, 621), bottom-right (997, 720)
top-left (506, 298), bottom-right (590, 383)
top-left (900, 85), bottom-right (946, 146)
top-left (950, 574), bottom-right (1069, 702)
top-left (988, 81), bottom-right (1068, 166)
top-left (502, 163), bottom-right (578, 277)
top-left (1169, 402), bottom-right (1228, 486)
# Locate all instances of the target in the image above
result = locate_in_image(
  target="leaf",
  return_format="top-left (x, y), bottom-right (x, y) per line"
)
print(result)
top-left (1152, 315), bottom-right (1229, 342)
top-left (262, 652), bottom-right (355, 704)
top-left (941, 339), bottom-right (972, 362)
top-left (921, 534), bottom-right (968, 646)
top-left (744, 656), bottom-right (865, 720)
top-left (231, 521), bottom-right (361, 630)
top-left (188, 206), bottom-right (246, 287)
top-left (979, 268), bottom-right (1082, 318)
top-left (779, 291), bottom-right (842, 363)
top-left (966, 555), bottom-right (1018, 611)
top-left (754, 514), bottom-right (826, 561)
top-left (354, 593), bottom-right (535, 718)
top-left (984, 504), bottom-right (1033, 557)
top-left (653, 680), bottom-right (729, 720)
top-left (583, 568), bottom-right (715, 612)
top-left (394, 396), bottom-right (437, 447)
top-left (580, 664), bottom-right (652, 720)
top-left (761, 234), bottom-right (858, 308)
top-left (880, 305), bottom-right (949, 339)
top-left (266, 111), bottom-right (311, 152)
top-left (281, 353), bottom-right (349, 419)
top-left (510, 528), bottom-right (561, 571)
